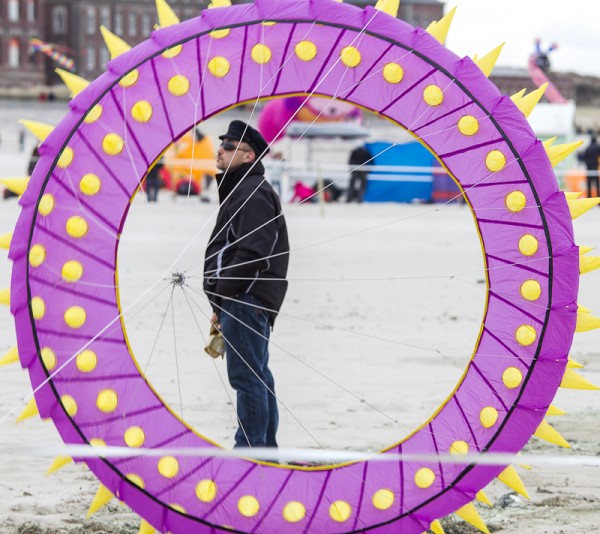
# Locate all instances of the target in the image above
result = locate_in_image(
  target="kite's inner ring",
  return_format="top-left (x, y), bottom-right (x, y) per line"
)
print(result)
top-left (14, 4), bottom-right (576, 533)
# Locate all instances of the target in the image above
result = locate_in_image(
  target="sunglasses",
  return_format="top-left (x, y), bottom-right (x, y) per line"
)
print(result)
top-left (220, 141), bottom-right (251, 152)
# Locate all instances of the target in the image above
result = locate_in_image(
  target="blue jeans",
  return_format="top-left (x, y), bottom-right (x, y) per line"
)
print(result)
top-left (220, 294), bottom-right (278, 448)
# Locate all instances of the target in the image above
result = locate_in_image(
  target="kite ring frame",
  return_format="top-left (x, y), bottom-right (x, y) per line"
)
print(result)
top-left (11, 1), bottom-right (578, 532)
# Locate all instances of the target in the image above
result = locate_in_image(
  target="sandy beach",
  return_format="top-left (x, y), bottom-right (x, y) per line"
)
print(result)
top-left (0, 101), bottom-right (599, 533)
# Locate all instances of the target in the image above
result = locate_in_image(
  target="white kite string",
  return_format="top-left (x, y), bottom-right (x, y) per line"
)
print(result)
top-left (4, 444), bottom-right (599, 469)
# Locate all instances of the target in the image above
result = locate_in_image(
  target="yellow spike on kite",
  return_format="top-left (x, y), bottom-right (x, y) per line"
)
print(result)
top-left (567, 357), bottom-right (584, 369)
top-left (497, 465), bottom-right (530, 499)
top-left (561, 368), bottom-right (600, 390)
top-left (139, 520), bottom-right (156, 534)
top-left (476, 490), bottom-right (493, 507)
top-left (0, 346), bottom-right (19, 367)
top-left (567, 197), bottom-right (600, 219)
top-left (19, 119), bottom-right (54, 142)
top-left (55, 69), bottom-right (90, 97)
top-left (543, 136), bottom-right (557, 149)
top-left (580, 255), bottom-right (600, 274)
top-left (515, 83), bottom-right (547, 118)
top-left (100, 25), bottom-right (132, 60)
top-left (375, 0), bottom-right (400, 18)
top-left (208, 0), bottom-right (231, 7)
top-left (547, 404), bottom-right (566, 416)
top-left (0, 232), bottom-right (12, 250)
top-left (87, 484), bottom-right (115, 518)
top-left (16, 398), bottom-right (39, 423)
top-left (546, 141), bottom-right (584, 168)
top-left (47, 456), bottom-right (73, 475)
top-left (510, 88), bottom-right (526, 104)
top-left (579, 245), bottom-right (593, 255)
top-left (429, 519), bottom-right (445, 534)
top-left (0, 287), bottom-right (9, 305)
top-left (426, 6), bottom-right (456, 45)
top-left (534, 419), bottom-right (570, 448)
top-left (475, 43), bottom-right (504, 77)
top-left (564, 191), bottom-right (584, 202)
top-left (575, 308), bottom-right (600, 332)
top-left (155, 0), bottom-right (180, 27)
top-left (455, 502), bottom-right (490, 534)
top-left (0, 178), bottom-right (29, 196)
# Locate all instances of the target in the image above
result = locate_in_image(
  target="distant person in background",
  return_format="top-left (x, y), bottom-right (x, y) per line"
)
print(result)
top-left (18, 130), bottom-right (25, 152)
top-left (145, 158), bottom-right (164, 202)
top-left (579, 136), bottom-right (600, 198)
top-left (346, 144), bottom-right (371, 203)
top-left (28, 146), bottom-right (40, 175)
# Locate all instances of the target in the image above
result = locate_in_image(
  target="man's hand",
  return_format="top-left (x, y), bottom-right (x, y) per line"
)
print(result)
top-left (210, 313), bottom-right (219, 326)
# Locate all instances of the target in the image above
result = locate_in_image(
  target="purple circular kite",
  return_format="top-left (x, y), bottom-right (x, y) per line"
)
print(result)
top-left (9, 1), bottom-right (580, 532)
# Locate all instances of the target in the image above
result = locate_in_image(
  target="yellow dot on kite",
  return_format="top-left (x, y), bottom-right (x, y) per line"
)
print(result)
top-left (64, 306), bottom-right (86, 329)
top-left (131, 101), bottom-right (153, 123)
top-left (126, 473), bottom-right (145, 489)
top-left (57, 147), bottom-right (74, 168)
top-left (80, 173), bottom-right (101, 196)
top-left (158, 456), bottom-right (179, 479)
top-left (340, 46), bottom-right (361, 67)
top-left (29, 244), bottom-right (46, 267)
top-left (372, 489), bottom-right (395, 510)
top-left (329, 501), bottom-right (351, 522)
top-left (162, 45), bottom-right (183, 58)
top-left (238, 495), bottom-right (260, 517)
top-left (124, 426), bottom-right (145, 448)
top-left (31, 297), bottom-right (46, 320)
top-left (414, 468), bottom-right (436, 489)
top-left (516, 324), bottom-right (537, 346)
top-left (519, 234), bottom-right (539, 256)
top-left (84, 105), bottom-right (103, 124)
top-left (76, 350), bottom-right (97, 373)
top-left (295, 41), bottom-right (317, 61)
top-left (506, 191), bottom-right (527, 212)
top-left (62, 260), bottom-right (84, 283)
top-left (90, 438), bottom-right (106, 448)
top-left (66, 216), bottom-right (89, 238)
top-left (168, 74), bottom-right (190, 96)
top-left (96, 389), bottom-right (118, 413)
top-left (520, 279), bottom-right (541, 301)
top-left (196, 480), bottom-right (217, 503)
top-left (423, 85), bottom-right (443, 106)
top-left (251, 43), bottom-right (272, 64)
top-left (383, 62), bottom-right (404, 84)
top-left (169, 504), bottom-right (186, 514)
top-left (283, 501), bottom-right (306, 522)
top-left (502, 367), bottom-right (523, 389)
top-left (458, 115), bottom-right (479, 136)
top-left (119, 69), bottom-right (139, 88)
top-left (485, 149), bottom-right (506, 172)
top-left (103, 133), bottom-right (124, 156)
top-left (39, 194), bottom-right (55, 216)
top-left (480, 406), bottom-right (499, 428)
top-left (208, 57), bottom-right (230, 78)
top-left (449, 440), bottom-right (469, 455)
top-left (61, 394), bottom-right (78, 417)
top-left (210, 28), bottom-right (231, 39)
top-left (41, 347), bottom-right (56, 370)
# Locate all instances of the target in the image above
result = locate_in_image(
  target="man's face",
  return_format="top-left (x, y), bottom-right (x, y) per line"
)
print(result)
top-left (216, 138), bottom-right (256, 171)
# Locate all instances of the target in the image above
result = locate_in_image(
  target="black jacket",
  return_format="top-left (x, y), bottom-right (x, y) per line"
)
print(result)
top-left (203, 161), bottom-right (289, 325)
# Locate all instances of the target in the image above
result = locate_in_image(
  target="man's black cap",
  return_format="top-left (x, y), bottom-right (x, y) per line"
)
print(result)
top-left (219, 120), bottom-right (270, 158)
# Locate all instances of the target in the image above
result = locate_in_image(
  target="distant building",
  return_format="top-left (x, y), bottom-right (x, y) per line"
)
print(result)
top-left (2, 0), bottom-right (444, 87)
top-left (0, 0), bottom-right (46, 87)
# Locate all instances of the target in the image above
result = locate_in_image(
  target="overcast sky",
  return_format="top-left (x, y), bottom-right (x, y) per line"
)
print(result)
top-left (444, 0), bottom-right (600, 77)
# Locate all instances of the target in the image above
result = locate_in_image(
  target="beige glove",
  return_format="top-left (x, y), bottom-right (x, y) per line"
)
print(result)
top-left (204, 323), bottom-right (225, 359)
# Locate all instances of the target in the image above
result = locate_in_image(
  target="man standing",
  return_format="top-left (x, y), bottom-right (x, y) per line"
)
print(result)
top-left (204, 120), bottom-right (289, 449)
top-left (580, 136), bottom-right (600, 198)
